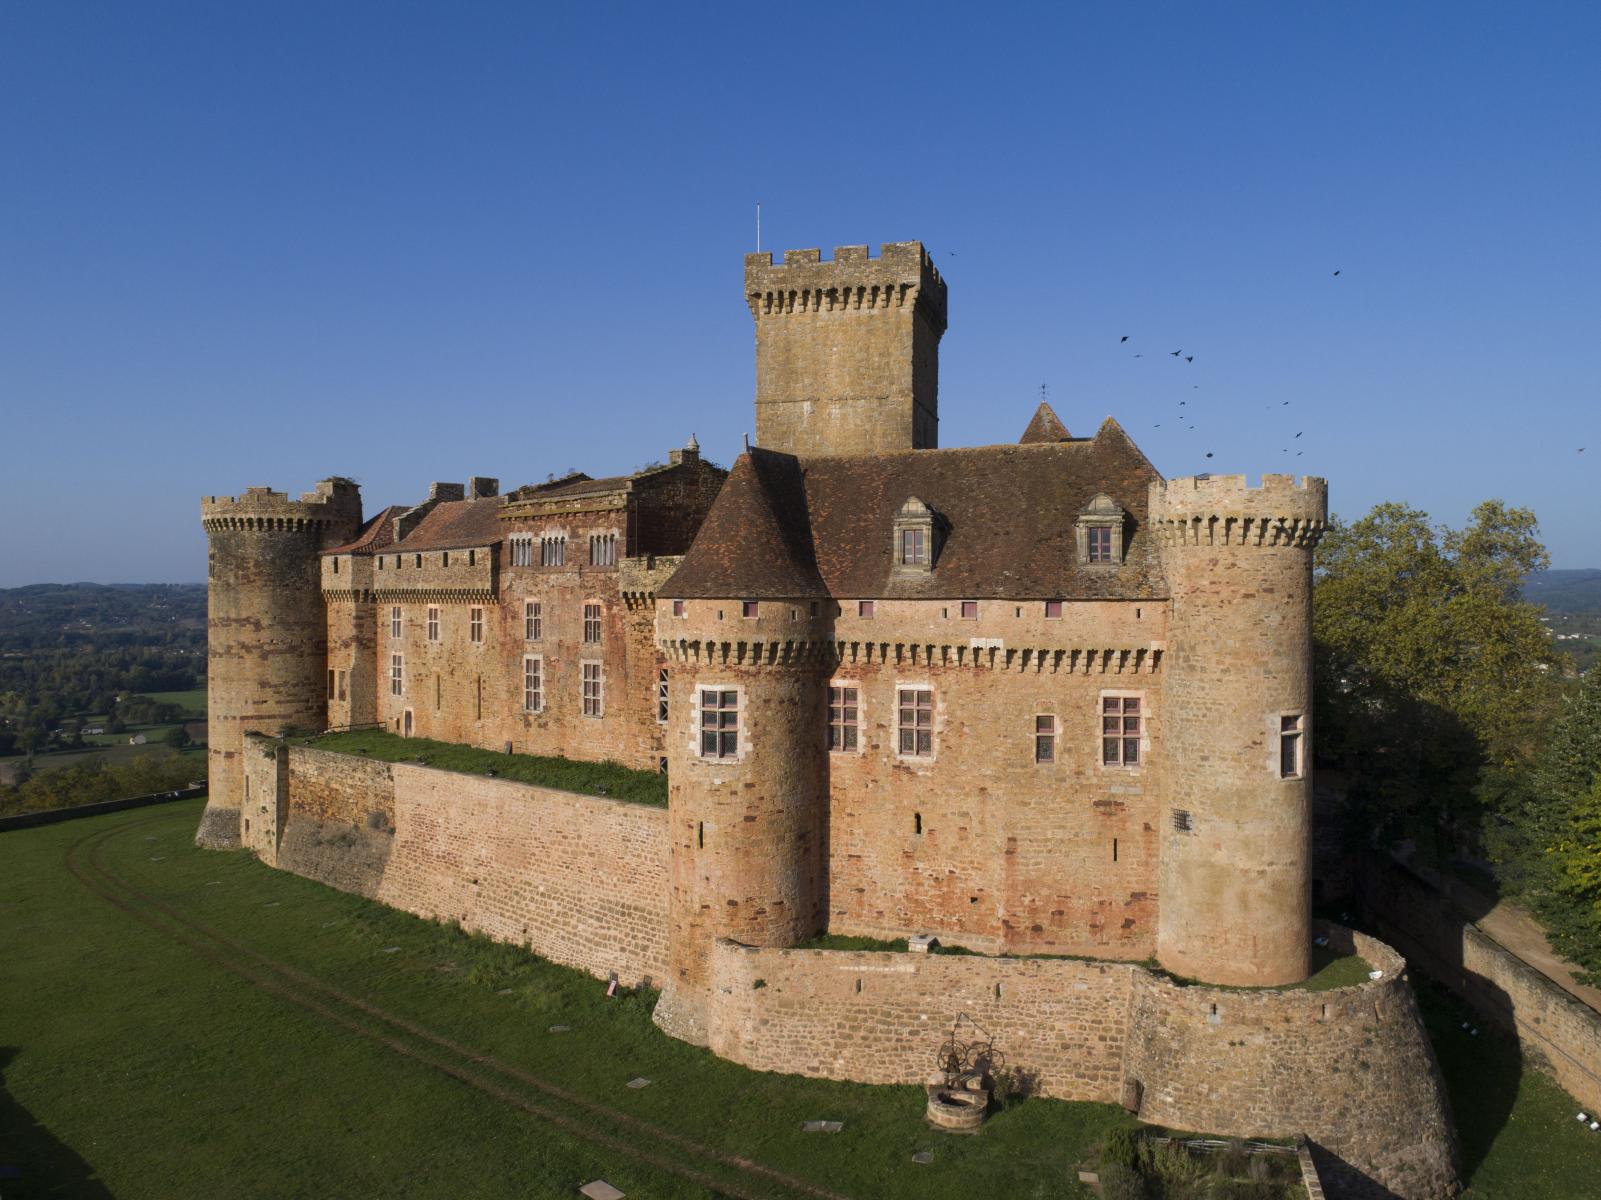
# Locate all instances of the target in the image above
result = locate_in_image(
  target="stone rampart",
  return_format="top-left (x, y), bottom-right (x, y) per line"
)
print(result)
top-left (1362, 856), bottom-right (1601, 1114)
top-left (707, 926), bottom-right (1456, 1200)
top-left (254, 743), bottom-right (669, 986)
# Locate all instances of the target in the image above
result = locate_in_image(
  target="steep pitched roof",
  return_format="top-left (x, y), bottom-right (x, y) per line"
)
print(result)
top-left (663, 418), bottom-right (1166, 601)
top-left (659, 449), bottom-right (827, 598)
top-left (1019, 401), bottom-right (1071, 443)
top-left (388, 496), bottom-right (507, 552)
top-left (323, 506), bottom-right (402, 556)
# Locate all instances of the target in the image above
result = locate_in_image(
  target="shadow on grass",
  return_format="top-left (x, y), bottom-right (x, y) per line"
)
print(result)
top-left (1412, 978), bottom-right (1523, 1187)
top-left (0, 1047), bottom-right (116, 1199)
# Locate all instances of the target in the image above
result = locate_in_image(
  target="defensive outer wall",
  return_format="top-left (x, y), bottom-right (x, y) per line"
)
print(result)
top-left (245, 737), bottom-right (1457, 1200)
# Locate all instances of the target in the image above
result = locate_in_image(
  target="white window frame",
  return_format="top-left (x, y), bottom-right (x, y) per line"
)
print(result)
top-left (469, 606), bottom-right (484, 644)
top-left (1099, 689), bottom-right (1147, 769)
top-left (895, 684), bottom-right (935, 760)
top-left (828, 681), bottom-right (862, 754)
top-left (523, 655), bottom-right (543, 714)
top-left (1277, 712), bottom-right (1305, 780)
top-left (695, 684), bottom-right (742, 761)
top-left (389, 653), bottom-right (403, 697)
top-left (580, 659), bottom-right (604, 718)
top-left (426, 606), bottom-right (440, 642)
top-left (583, 601), bottom-right (602, 644)
top-left (525, 599), bottom-right (542, 641)
top-left (390, 606), bottom-right (402, 639)
top-left (1034, 712), bottom-right (1057, 764)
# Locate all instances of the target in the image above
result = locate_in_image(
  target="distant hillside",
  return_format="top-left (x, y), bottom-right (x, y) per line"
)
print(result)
top-left (0, 583), bottom-right (206, 652)
top-left (1525, 569), bottom-right (1601, 616)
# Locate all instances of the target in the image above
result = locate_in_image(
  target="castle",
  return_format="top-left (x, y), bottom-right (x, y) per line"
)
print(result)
top-left (201, 242), bottom-right (1458, 1199)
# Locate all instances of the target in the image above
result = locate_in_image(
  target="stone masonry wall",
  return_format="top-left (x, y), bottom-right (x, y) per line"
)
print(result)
top-left (1362, 856), bottom-right (1601, 1114)
top-left (706, 942), bottom-right (1136, 1101)
top-left (262, 745), bottom-right (669, 986)
top-left (1125, 928), bottom-right (1457, 1200)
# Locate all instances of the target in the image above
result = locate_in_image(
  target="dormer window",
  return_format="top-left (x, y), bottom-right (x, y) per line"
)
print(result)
top-left (1076, 493), bottom-right (1127, 567)
top-left (891, 497), bottom-right (941, 576)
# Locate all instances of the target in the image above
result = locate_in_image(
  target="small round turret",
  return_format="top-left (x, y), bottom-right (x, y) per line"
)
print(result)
top-left (1150, 473), bottom-right (1328, 986)
top-left (198, 479), bottom-right (361, 849)
top-left (652, 598), bottom-right (831, 1044)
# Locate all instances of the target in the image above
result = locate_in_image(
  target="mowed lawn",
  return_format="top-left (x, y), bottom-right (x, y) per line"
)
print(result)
top-left (0, 800), bottom-right (1131, 1199)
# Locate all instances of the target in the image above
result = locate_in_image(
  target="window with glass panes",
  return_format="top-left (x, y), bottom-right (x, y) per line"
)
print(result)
top-left (426, 607), bottom-right (439, 641)
top-left (469, 607), bottom-right (483, 643)
top-left (900, 527), bottom-right (926, 566)
top-left (525, 600), bottom-right (541, 640)
top-left (1101, 695), bottom-right (1141, 765)
top-left (657, 669), bottom-right (669, 724)
top-left (581, 661), bottom-right (603, 717)
top-left (1035, 714), bottom-right (1056, 762)
top-left (583, 602), bottom-right (601, 643)
top-left (390, 606), bottom-right (402, 638)
top-left (828, 686), bottom-right (859, 751)
top-left (1279, 714), bottom-right (1303, 778)
top-left (700, 689), bottom-right (738, 758)
top-left (523, 656), bottom-right (542, 713)
top-left (389, 654), bottom-right (403, 696)
top-left (898, 688), bottom-right (933, 756)
top-left (1088, 526), bottom-right (1113, 563)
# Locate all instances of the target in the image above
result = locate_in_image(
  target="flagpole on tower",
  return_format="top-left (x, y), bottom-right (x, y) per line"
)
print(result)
top-left (756, 203), bottom-right (761, 253)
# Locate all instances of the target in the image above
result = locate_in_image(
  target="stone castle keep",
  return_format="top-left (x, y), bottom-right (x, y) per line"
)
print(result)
top-left (202, 242), bottom-right (1459, 1198)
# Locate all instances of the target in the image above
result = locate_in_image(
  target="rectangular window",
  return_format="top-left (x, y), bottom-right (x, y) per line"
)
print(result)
top-left (442, 552), bottom-right (449, 567)
top-left (900, 528), bottom-right (926, 566)
top-left (657, 668), bottom-right (669, 724)
top-left (337, 670), bottom-right (347, 701)
top-left (858, 600), bottom-right (875, 619)
top-left (582, 661), bottom-right (603, 717)
top-left (1280, 714), bottom-right (1304, 779)
top-left (672, 599), bottom-right (685, 618)
top-left (390, 654), bottom-right (403, 697)
top-left (327, 669), bottom-right (336, 701)
top-left (525, 600), bottom-right (541, 640)
top-left (1102, 696), bottom-right (1142, 766)
top-left (898, 688), bottom-right (933, 757)
top-left (1044, 600), bottom-right (1063, 619)
top-left (1035, 714), bottom-right (1056, 763)
top-left (960, 601), bottom-right (978, 620)
top-left (583, 602), bottom-right (602, 643)
top-left (699, 689), bottom-right (739, 759)
top-left (469, 607), bottom-right (484, 643)
top-left (1088, 526), bottom-right (1113, 563)
top-left (742, 600), bottom-right (759, 618)
top-left (541, 536), bottom-right (566, 567)
top-left (390, 606), bottom-right (402, 639)
top-left (427, 606), bottom-right (440, 642)
top-left (589, 533), bottom-right (616, 566)
top-left (523, 656), bottom-right (543, 713)
top-left (828, 686), bottom-right (859, 752)
top-left (510, 537), bottom-right (534, 567)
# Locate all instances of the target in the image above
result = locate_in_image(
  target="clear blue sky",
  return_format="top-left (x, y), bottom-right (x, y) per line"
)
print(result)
top-left (2, 2), bottom-right (1596, 586)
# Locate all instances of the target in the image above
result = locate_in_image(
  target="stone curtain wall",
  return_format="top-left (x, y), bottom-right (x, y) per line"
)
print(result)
top-left (1363, 857), bottom-right (1601, 1114)
top-left (708, 928), bottom-right (1456, 1200)
top-left (1125, 929), bottom-right (1457, 1200)
top-left (254, 742), bottom-right (669, 986)
top-left (707, 943), bottom-right (1137, 1101)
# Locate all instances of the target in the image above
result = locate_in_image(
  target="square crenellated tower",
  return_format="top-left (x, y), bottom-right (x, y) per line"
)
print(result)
top-left (747, 242), bottom-right (947, 456)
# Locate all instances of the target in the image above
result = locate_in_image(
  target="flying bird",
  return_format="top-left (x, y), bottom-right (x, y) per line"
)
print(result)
top-left (1579, 447), bottom-right (1587, 453)
top-left (1185, 355), bottom-right (1194, 363)
top-left (1170, 350), bottom-right (1182, 357)
top-left (1295, 432), bottom-right (1303, 438)
top-left (1120, 335), bottom-right (1129, 343)
top-left (1133, 353), bottom-right (1143, 358)
top-left (1332, 270), bottom-right (1341, 277)
top-left (1206, 452), bottom-right (1214, 458)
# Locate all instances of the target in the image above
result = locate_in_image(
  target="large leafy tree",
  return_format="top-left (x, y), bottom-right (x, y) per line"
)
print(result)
top-left (1313, 499), bottom-right (1558, 850)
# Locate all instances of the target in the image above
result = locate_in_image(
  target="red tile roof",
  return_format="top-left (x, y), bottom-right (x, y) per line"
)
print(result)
top-left (389, 496), bottom-right (507, 552)
top-left (322, 506), bottom-right (402, 556)
top-left (663, 418), bottom-right (1167, 601)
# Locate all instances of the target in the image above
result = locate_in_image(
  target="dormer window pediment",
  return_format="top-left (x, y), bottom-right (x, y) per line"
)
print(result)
top-left (1076, 493), bottom-right (1128, 566)
top-left (892, 496), bottom-right (943, 575)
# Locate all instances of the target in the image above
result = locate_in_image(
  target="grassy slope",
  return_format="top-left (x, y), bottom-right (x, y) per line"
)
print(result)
top-left (0, 801), bottom-right (1127, 1199)
top-left (306, 729), bottom-right (667, 806)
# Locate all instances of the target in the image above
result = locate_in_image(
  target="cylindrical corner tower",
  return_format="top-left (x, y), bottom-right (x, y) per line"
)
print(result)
top-left (1151, 474), bottom-right (1327, 986)
top-left (198, 479), bottom-right (361, 849)
top-left (652, 600), bottom-right (830, 1045)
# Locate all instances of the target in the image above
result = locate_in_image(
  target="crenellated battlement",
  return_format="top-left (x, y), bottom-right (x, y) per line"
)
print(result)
top-left (1148, 474), bottom-right (1328, 549)
top-left (202, 478), bottom-right (363, 535)
top-left (745, 241), bottom-right (947, 334)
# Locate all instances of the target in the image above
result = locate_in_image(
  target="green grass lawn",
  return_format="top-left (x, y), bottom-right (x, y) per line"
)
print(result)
top-left (306, 729), bottom-right (667, 807)
top-left (0, 800), bottom-right (1130, 1199)
top-left (133, 686), bottom-right (208, 716)
top-left (1, 737), bottom-right (203, 777)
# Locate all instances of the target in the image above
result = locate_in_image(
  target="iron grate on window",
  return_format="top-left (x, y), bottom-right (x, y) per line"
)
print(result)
top-left (1172, 809), bottom-right (1193, 833)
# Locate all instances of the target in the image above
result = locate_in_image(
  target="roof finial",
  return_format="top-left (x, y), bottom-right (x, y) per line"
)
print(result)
top-left (743, 432), bottom-right (751, 453)
top-left (686, 432), bottom-right (700, 452)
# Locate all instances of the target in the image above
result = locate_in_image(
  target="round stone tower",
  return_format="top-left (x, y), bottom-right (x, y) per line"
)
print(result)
top-left (198, 479), bottom-right (362, 849)
top-left (1150, 473), bottom-right (1328, 986)
top-left (652, 598), bottom-right (831, 1044)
